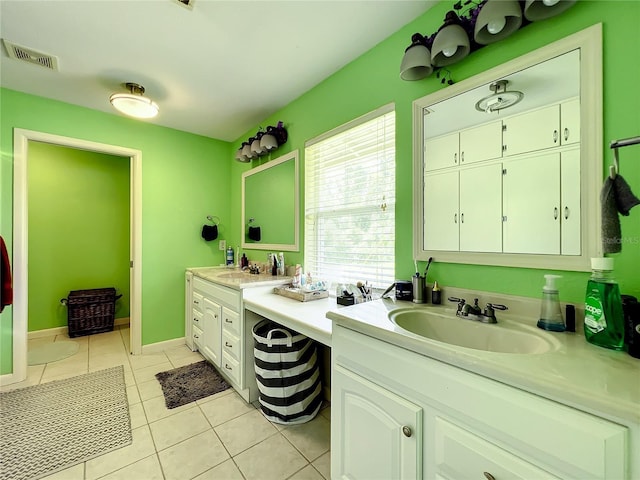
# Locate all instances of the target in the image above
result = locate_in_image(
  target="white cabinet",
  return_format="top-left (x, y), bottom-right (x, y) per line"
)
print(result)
top-left (502, 104), bottom-right (561, 156)
top-left (332, 324), bottom-right (629, 480)
top-left (424, 170), bottom-right (459, 251)
top-left (459, 164), bottom-right (502, 253)
top-left (424, 164), bottom-right (502, 253)
top-left (503, 152), bottom-right (561, 254)
top-left (561, 97), bottom-right (580, 145)
top-left (201, 297), bottom-right (221, 367)
top-left (186, 274), bottom-right (261, 403)
top-left (424, 132), bottom-right (459, 171)
top-left (332, 364), bottom-right (422, 480)
top-left (503, 148), bottom-right (581, 255)
top-left (459, 121), bottom-right (503, 165)
top-left (560, 148), bottom-right (581, 254)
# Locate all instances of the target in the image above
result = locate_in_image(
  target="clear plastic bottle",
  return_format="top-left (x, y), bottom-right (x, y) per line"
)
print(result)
top-left (584, 258), bottom-right (624, 350)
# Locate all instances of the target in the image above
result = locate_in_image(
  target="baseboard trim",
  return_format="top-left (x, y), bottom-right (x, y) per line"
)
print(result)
top-left (27, 317), bottom-right (130, 340)
top-left (142, 337), bottom-right (186, 355)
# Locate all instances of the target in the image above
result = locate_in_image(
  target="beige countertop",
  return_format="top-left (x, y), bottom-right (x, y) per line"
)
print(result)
top-left (327, 298), bottom-right (640, 425)
top-left (188, 266), bottom-right (291, 289)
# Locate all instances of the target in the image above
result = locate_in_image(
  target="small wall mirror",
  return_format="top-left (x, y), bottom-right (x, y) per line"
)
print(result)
top-left (242, 149), bottom-right (299, 251)
top-left (413, 25), bottom-right (602, 271)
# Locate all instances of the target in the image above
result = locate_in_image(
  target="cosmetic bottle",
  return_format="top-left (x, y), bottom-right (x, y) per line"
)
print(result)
top-left (431, 281), bottom-right (441, 305)
top-left (584, 258), bottom-right (624, 350)
top-left (537, 274), bottom-right (564, 331)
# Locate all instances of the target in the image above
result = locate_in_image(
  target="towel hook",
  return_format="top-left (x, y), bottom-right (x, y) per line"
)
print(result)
top-left (609, 135), bottom-right (640, 179)
top-left (206, 215), bottom-right (219, 225)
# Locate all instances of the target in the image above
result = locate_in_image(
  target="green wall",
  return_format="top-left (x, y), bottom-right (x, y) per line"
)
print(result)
top-left (231, 1), bottom-right (640, 304)
top-left (27, 142), bottom-right (130, 331)
top-left (1, 88), bottom-right (232, 374)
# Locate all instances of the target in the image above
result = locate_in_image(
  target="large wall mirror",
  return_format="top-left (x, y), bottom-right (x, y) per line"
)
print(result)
top-left (412, 24), bottom-right (602, 271)
top-left (242, 149), bottom-right (299, 251)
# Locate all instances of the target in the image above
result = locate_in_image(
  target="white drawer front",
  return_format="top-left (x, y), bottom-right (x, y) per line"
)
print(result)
top-left (221, 352), bottom-right (240, 385)
top-left (222, 307), bottom-right (240, 337)
top-left (222, 330), bottom-right (240, 362)
top-left (434, 416), bottom-right (559, 479)
top-left (193, 276), bottom-right (241, 311)
top-left (192, 292), bottom-right (204, 313)
top-left (192, 324), bottom-right (203, 350)
top-left (191, 309), bottom-right (203, 329)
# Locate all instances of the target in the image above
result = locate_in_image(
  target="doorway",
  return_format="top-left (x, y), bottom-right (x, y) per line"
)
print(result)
top-left (11, 129), bottom-right (142, 384)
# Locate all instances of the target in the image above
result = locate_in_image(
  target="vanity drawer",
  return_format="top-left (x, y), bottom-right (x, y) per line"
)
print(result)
top-left (193, 276), bottom-right (241, 311)
top-left (192, 292), bottom-right (204, 313)
top-left (191, 309), bottom-right (203, 329)
top-left (434, 416), bottom-right (559, 479)
top-left (222, 307), bottom-right (240, 337)
top-left (221, 351), bottom-right (240, 385)
top-left (192, 324), bottom-right (204, 350)
top-left (222, 330), bottom-right (240, 362)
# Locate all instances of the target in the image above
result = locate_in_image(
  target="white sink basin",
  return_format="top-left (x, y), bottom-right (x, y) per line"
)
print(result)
top-left (388, 309), bottom-right (559, 354)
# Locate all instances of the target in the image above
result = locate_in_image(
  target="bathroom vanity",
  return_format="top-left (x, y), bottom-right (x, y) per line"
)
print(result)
top-left (328, 299), bottom-right (639, 480)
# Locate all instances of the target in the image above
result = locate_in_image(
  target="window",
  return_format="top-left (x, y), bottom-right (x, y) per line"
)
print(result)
top-left (304, 105), bottom-right (395, 288)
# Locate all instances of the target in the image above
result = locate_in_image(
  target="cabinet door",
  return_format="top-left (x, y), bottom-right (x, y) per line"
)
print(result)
top-left (202, 297), bottom-right (221, 367)
top-left (332, 365), bottom-right (422, 480)
top-left (433, 417), bottom-right (559, 480)
top-left (459, 164), bottom-right (503, 253)
top-left (561, 149), bottom-right (581, 255)
top-left (503, 105), bottom-right (560, 156)
top-left (425, 132), bottom-right (459, 171)
top-left (561, 97), bottom-right (580, 145)
top-left (424, 171), bottom-right (459, 251)
top-left (459, 121), bottom-right (503, 165)
top-left (503, 153), bottom-right (560, 254)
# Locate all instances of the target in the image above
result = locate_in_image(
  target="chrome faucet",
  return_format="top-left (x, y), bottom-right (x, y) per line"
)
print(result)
top-left (448, 297), bottom-right (508, 324)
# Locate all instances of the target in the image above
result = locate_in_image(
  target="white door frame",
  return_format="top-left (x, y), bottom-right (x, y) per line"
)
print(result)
top-left (9, 128), bottom-right (142, 384)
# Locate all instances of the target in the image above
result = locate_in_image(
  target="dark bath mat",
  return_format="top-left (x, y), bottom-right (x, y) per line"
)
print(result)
top-left (155, 360), bottom-right (231, 409)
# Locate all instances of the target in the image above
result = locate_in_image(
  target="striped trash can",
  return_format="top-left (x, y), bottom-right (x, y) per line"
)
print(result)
top-left (252, 320), bottom-right (323, 424)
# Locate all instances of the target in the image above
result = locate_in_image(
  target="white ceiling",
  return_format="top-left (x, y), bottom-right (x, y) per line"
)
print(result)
top-left (0, 0), bottom-right (435, 142)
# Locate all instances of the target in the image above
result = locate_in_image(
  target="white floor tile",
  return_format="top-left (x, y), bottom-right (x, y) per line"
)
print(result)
top-left (85, 425), bottom-right (156, 480)
top-left (99, 454), bottom-right (164, 480)
top-left (288, 464), bottom-right (325, 480)
top-left (281, 414), bottom-right (331, 461)
top-left (234, 433), bottom-right (308, 480)
top-left (199, 391), bottom-right (255, 427)
top-left (312, 451), bottom-right (331, 479)
top-left (126, 384), bottom-right (141, 405)
top-left (158, 430), bottom-right (230, 480)
top-left (137, 378), bottom-right (165, 401)
top-left (149, 407), bottom-right (210, 451)
top-left (128, 351), bottom-right (169, 371)
top-left (214, 409), bottom-right (278, 456)
top-left (132, 361), bottom-right (174, 384)
top-left (129, 402), bottom-right (148, 429)
top-left (143, 393), bottom-right (195, 423)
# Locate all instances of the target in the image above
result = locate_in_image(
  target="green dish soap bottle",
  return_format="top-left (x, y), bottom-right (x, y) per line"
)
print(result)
top-left (584, 258), bottom-right (624, 350)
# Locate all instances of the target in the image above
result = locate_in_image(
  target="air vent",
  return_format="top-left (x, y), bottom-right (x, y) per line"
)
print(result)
top-left (2, 39), bottom-right (59, 71)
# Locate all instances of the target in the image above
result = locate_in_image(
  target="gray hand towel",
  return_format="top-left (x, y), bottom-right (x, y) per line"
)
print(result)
top-left (613, 174), bottom-right (640, 216)
top-left (601, 176), bottom-right (621, 254)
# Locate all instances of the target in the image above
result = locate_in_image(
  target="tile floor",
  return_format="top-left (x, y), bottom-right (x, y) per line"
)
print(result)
top-left (2, 326), bottom-right (331, 480)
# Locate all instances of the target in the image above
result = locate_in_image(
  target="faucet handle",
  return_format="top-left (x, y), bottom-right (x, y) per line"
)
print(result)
top-left (487, 303), bottom-right (508, 311)
top-left (447, 296), bottom-right (465, 304)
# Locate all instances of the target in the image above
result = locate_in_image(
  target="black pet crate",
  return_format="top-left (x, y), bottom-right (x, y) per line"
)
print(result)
top-left (61, 288), bottom-right (120, 337)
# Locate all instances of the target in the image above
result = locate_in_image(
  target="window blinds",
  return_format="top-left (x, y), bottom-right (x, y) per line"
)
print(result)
top-left (304, 106), bottom-right (395, 288)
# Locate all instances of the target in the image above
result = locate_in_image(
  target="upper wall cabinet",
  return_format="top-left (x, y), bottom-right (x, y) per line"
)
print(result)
top-left (413, 25), bottom-right (603, 271)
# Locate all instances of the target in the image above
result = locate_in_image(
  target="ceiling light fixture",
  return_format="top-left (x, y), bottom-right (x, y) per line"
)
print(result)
top-left (475, 80), bottom-right (524, 113)
top-left (109, 82), bottom-right (159, 119)
top-left (431, 11), bottom-right (470, 67)
top-left (524, 0), bottom-right (576, 21)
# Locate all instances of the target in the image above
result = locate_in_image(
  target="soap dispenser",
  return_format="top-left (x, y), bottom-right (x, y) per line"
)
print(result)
top-left (537, 274), bottom-right (564, 331)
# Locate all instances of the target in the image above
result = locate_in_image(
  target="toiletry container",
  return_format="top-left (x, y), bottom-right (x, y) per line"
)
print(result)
top-left (622, 295), bottom-right (640, 358)
top-left (395, 280), bottom-right (413, 301)
top-left (226, 246), bottom-right (234, 266)
top-left (431, 281), bottom-right (441, 305)
top-left (584, 258), bottom-right (624, 350)
top-left (538, 274), bottom-right (564, 331)
top-left (412, 274), bottom-right (426, 304)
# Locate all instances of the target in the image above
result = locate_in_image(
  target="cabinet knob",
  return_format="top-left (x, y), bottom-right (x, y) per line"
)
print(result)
top-left (460, 213), bottom-right (464, 224)
top-left (224, 364), bottom-right (232, 370)
top-left (193, 317), bottom-right (199, 323)
top-left (454, 213), bottom-right (458, 224)
top-left (564, 127), bottom-right (570, 141)
top-left (484, 472), bottom-right (495, 480)
top-left (225, 318), bottom-right (233, 323)
top-left (225, 341), bottom-right (232, 348)
top-left (564, 206), bottom-right (570, 219)
top-left (553, 129), bottom-right (558, 143)
top-left (402, 426), bottom-right (412, 437)
top-left (193, 300), bottom-right (199, 305)
top-left (454, 153), bottom-right (457, 164)
top-left (194, 334), bottom-right (199, 339)
top-left (461, 151), bottom-right (465, 163)
top-left (554, 207), bottom-right (559, 220)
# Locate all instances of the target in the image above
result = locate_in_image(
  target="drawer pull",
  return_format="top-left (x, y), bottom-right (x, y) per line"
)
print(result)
top-left (193, 317), bottom-right (199, 323)
top-left (193, 300), bottom-right (199, 305)
top-left (483, 473), bottom-right (495, 480)
top-left (225, 341), bottom-right (233, 348)
top-left (402, 426), bottom-right (412, 437)
top-left (193, 334), bottom-right (199, 339)
top-left (564, 127), bottom-right (570, 141)
top-left (553, 129), bottom-right (558, 143)
top-left (225, 318), bottom-right (233, 323)
top-left (224, 364), bottom-right (232, 370)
